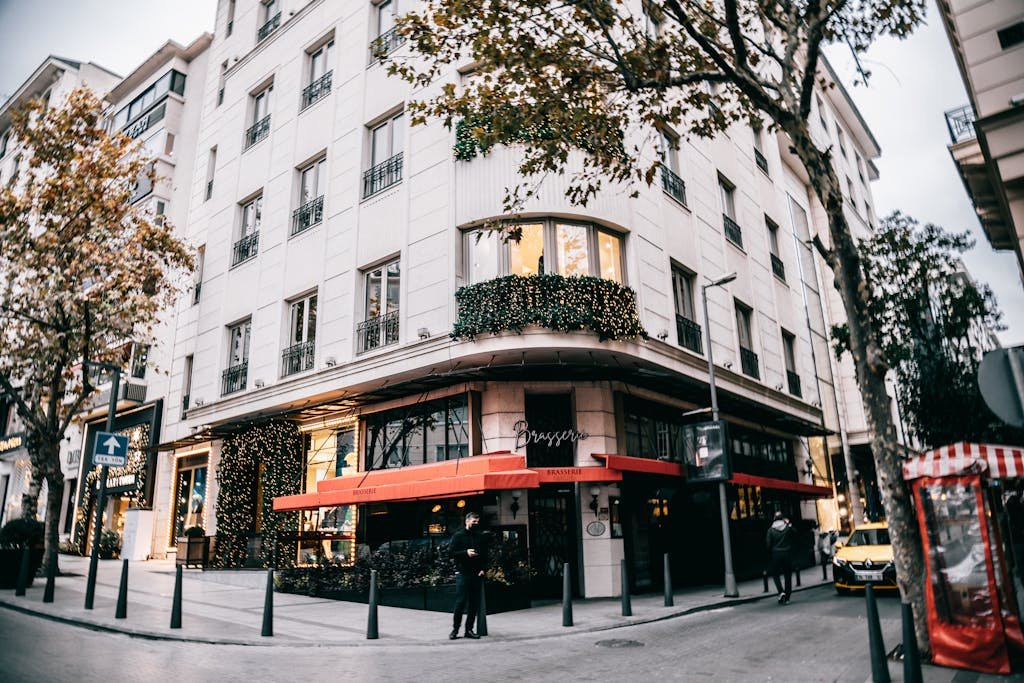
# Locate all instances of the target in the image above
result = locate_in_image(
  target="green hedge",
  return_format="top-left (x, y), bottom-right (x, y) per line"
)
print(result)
top-left (452, 274), bottom-right (647, 342)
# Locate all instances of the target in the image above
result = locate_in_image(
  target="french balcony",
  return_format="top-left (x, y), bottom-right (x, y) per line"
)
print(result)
top-left (221, 362), bottom-right (248, 396)
top-left (257, 12), bottom-right (281, 42)
top-left (787, 370), bottom-right (802, 398)
top-left (301, 71), bottom-right (332, 110)
top-left (770, 253), bottom-right (786, 281)
top-left (754, 148), bottom-right (769, 175)
top-left (675, 314), bottom-right (702, 354)
top-left (723, 214), bottom-right (743, 248)
top-left (357, 310), bottom-right (400, 354)
top-left (451, 274), bottom-right (647, 342)
top-left (739, 346), bottom-right (760, 379)
top-left (368, 26), bottom-right (405, 62)
top-left (281, 340), bottom-right (316, 376)
top-left (660, 165), bottom-right (687, 206)
top-left (232, 231), bottom-right (259, 266)
top-left (362, 152), bottom-right (403, 199)
top-left (244, 115), bottom-right (271, 150)
top-left (944, 105), bottom-right (976, 144)
top-left (291, 195), bottom-right (324, 236)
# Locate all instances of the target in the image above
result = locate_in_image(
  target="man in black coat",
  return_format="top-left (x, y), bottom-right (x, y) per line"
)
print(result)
top-left (766, 511), bottom-right (795, 604)
top-left (449, 511), bottom-right (487, 639)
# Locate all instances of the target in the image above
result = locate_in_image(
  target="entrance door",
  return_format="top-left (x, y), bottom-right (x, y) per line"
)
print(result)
top-left (523, 394), bottom-right (574, 467)
top-left (528, 485), bottom-right (578, 599)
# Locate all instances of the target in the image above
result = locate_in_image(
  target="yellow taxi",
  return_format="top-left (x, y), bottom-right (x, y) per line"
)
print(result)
top-left (832, 522), bottom-right (897, 594)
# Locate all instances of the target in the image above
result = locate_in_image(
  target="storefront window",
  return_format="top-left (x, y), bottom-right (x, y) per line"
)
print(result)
top-left (172, 454), bottom-right (208, 538)
top-left (298, 505), bottom-right (357, 565)
top-left (623, 398), bottom-right (686, 461)
top-left (365, 394), bottom-right (470, 470)
top-left (304, 425), bottom-right (357, 492)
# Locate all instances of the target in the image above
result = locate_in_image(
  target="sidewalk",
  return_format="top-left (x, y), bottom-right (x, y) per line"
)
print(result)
top-left (1, 554), bottom-right (832, 646)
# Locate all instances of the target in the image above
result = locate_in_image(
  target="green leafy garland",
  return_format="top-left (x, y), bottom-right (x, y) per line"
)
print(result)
top-left (452, 274), bottom-right (647, 342)
top-left (212, 420), bottom-right (302, 568)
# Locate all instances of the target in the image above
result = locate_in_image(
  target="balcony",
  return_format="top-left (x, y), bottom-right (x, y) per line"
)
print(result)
top-left (362, 152), bottom-right (403, 199)
top-left (301, 71), bottom-right (332, 110)
top-left (754, 148), bottom-right (769, 175)
top-left (281, 341), bottom-right (316, 376)
top-left (291, 195), bottom-right (324, 236)
top-left (723, 214), bottom-right (743, 248)
top-left (86, 380), bottom-right (147, 412)
top-left (786, 370), bottom-right (802, 398)
top-left (675, 315), bottom-right (702, 354)
top-left (222, 362), bottom-right (248, 396)
top-left (770, 254), bottom-right (785, 281)
top-left (244, 115), bottom-right (271, 150)
top-left (368, 26), bottom-right (405, 62)
top-left (739, 346), bottom-right (760, 379)
top-left (660, 165), bottom-right (687, 206)
top-left (232, 232), bottom-right (259, 266)
top-left (357, 310), bottom-right (400, 354)
top-left (257, 12), bottom-right (281, 42)
top-left (944, 105), bottom-right (976, 144)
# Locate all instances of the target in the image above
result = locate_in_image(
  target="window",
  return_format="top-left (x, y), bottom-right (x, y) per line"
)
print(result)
top-left (233, 196), bottom-right (261, 266)
top-left (226, 0), bottom-right (235, 36)
top-left (245, 85), bottom-right (273, 149)
top-left (659, 132), bottom-right (686, 205)
top-left (855, 152), bottom-right (865, 184)
top-left (719, 175), bottom-right (742, 247)
top-left (358, 259), bottom-right (400, 352)
top-left (671, 266), bottom-right (701, 353)
top-left (623, 397), bottom-right (688, 462)
top-left (753, 127), bottom-right (769, 175)
top-left (163, 132), bottom-right (175, 156)
top-left (370, 0), bottom-right (406, 60)
top-left (997, 22), bottom-right (1024, 50)
top-left (205, 147), bottom-right (217, 201)
top-left (734, 301), bottom-right (759, 379)
top-left (509, 222), bottom-right (545, 277)
top-left (0, 131), bottom-right (8, 158)
top-left (864, 200), bottom-right (872, 225)
top-left (217, 61), bottom-right (227, 106)
top-left (303, 40), bottom-right (334, 109)
top-left (846, 176), bottom-right (856, 206)
top-left (223, 320), bottom-right (251, 395)
top-left (182, 354), bottom-right (194, 413)
top-left (365, 395), bottom-right (470, 469)
top-left (258, 0), bottom-right (281, 42)
top-left (837, 127), bottom-right (848, 159)
top-left (154, 200), bottom-right (167, 227)
top-left (193, 245), bottom-right (205, 305)
top-left (293, 157), bottom-right (326, 235)
top-left (112, 70), bottom-right (186, 132)
top-left (363, 112), bottom-right (404, 197)
top-left (465, 229), bottom-right (500, 284)
top-left (643, 3), bottom-right (663, 37)
top-left (172, 454), bottom-right (208, 539)
top-left (128, 343), bottom-right (149, 380)
top-left (766, 216), bottom-right (784, 281)
top-left (283, 293), bottom-right (317, 376)
top-left (8, 155), bottom-right (20, 187)
top-left (782, 330), bottom-right (800, 397)
top-left (816, 95), bottom-right (828, 132)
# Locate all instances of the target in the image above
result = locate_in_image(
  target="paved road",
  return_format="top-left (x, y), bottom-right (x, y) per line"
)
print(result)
top-left (0, 586), bottom-right (917, 682)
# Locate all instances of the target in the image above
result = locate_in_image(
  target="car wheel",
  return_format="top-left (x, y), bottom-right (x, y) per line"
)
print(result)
top-left (835, 585), bottom-right (850, 595)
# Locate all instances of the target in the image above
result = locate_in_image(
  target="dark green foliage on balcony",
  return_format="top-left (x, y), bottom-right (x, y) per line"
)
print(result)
top-left (452, 274), bottom-right (648, 342)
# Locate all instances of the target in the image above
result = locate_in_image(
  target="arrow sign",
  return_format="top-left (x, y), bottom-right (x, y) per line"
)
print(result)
top-left (93, 431), bottom-right (129, 467)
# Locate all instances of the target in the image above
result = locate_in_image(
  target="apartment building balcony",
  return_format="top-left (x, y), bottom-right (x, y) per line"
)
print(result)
top-left (369, 26), bottom-right (405, 62)
top-left (770, 254), bottom-right (786, 281)
top-left (739, 346), bottom-right (759, 379)
top-left (786, 370), bottom-right (802, 398)
top-left (362, 152), bottom-right (403, 199)
top-left (301, 71), bottom-right (332, 110)
top-left (660, 165), bottom-right (687, 206)
top-left (281, 341), bottom-right (315, 377)
top-left (291, 196), bottom-right (324, 236)
top-left (232, 232), bottom-right (259, 266)
top-left (357, 310), bottom-right (400, 354)
top-left (675, 314), bottom-right (702, 354)
top-left (221, 363), bottom-right (248, 396)
top-left (244, 115), bottom-right (271, 150)
top-left (723, 214), bottom-right (744, 248)
top-left (257, 12), bottom-right (281, 42)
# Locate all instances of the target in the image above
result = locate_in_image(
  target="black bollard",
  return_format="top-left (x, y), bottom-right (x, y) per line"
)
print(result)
top-left (663, 554), bottom-right (674, 607)
top-left (763, 569), bottom-right (769, 593)
top-left (366, 569), bottom-right (379, 639)
top-left (43, 550), bottom-right (57, 603)
top-left (477, 580), bottom-right (488, 636)
top-left (865, 585), bottom-right (891, 683)
top-left (901, 602), bottom-right (923, 683)
top-left (795, 564), bottom-right (801, 587)
top-left (562, 562), bottom-right (573, 627)
top-left (620, 559), bottom-right (632, 617)
top-left (261, 568), bottom-right (274, 637)
top-left (170, 565), bottom-right (183, 629)
top-left (15, 547), bottom-right (31, 596)
top-left (822, 556), bottom-right (828, 581)
top-left (115, 559), bottom-right (128, 619)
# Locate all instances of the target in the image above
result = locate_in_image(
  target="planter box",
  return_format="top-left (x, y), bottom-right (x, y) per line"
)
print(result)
top-left (280, 577), bottom-right (529, 613)
top-left (175, 536), bottom-right (211, 568)
top-left (0, 548), bottom-right (44, 589)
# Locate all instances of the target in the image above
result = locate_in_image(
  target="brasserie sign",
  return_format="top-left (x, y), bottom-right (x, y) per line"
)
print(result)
top-left (513, 420), bottom-right (589, 450)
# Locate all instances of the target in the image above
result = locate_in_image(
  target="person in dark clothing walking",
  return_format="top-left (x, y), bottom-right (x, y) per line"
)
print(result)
top-left (766, 511), bottom-right (795, 604)
top-left (449, 511), bottom-right (487, 639)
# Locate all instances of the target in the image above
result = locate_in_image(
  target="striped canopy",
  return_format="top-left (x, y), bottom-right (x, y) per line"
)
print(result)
top-left (903, 442), bottom-right (1024, 480)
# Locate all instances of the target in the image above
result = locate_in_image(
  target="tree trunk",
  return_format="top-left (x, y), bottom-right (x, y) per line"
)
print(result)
top-left (19, 467), bottom-right (43, 520)
top-left (43, 470), bottom-right (65, 574)
top-left (786, 124), bottom-right (930, 654)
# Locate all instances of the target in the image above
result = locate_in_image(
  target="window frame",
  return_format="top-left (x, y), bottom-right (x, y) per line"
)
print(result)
top-left (718, 175), bottom-right (737, 219)
top-left (781, 329), bottom-right (797, 374)
top-left (239, 194), bottom-right (263, 239)
top-left (227, 319), bottom-right (252, 368)
top-left (734, 300), bottom-right (754, 351)
top-left (288, 292), bottom-right (319, 348)
top-left (369, 111), bottom-right (404, 168)
top-left (671, 265), bottom-right (696, 322)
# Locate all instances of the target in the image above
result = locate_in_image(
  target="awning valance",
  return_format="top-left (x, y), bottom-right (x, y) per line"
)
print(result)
top-left (903, 442), bottom-right (1024, 481)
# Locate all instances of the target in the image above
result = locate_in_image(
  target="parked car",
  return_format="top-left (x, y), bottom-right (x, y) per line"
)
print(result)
top-left (832, 522), bottom-right (897, 594)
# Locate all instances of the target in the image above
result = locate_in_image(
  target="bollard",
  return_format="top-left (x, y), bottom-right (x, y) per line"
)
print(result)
top-left (477, 580), bottom-right (488, 636)
top-left (763, 569), bottom-right (769, 593)
top-left (562, 563), bottom-right (573, 627)
top-left (15, 547), bottom-right (31, 596)
top-left (261, 568), bottom-right (274, 637)
top-left (822, 556), bottom-right (828, 581)
top-left (865, 585), bottom-right (891, 683)
top-left (795, 564), bottom-right (801, 587)
top-left (620, 559), bottom-right (632, 617)
top-left (901, 602), bottom-right (923, 683)
top-left (43, 550), bottom-right (57, 603)
top-left (115, 559), bottom-right (128, 619)
top-left (366, 569), bottom-right (379, 639)
top-left (663, 554), bottom-right (674, 607)
top-left (170, 565), bottom-right (183, 629)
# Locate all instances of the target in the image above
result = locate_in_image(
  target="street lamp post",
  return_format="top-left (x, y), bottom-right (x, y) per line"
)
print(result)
top-left (701, 272), bottom-right (739, 598)
top-left (84, 361), bottom-right (121, 610)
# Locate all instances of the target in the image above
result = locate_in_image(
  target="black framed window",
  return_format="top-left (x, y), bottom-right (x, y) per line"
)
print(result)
top-left (364, 394), bottom-right (470, 470)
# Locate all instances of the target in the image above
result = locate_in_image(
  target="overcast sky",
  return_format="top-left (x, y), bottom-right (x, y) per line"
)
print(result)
top-left (1, 0), bottom-right (1020, 346)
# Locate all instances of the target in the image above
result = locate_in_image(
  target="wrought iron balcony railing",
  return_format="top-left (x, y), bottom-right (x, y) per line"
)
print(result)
top-left (754, 148), bottom-right (769, 175)
top-left (244, 114), bottom-right (271, 149)
top-left (257, 12), bottom-right (281, 42)
top-left (291, 195), bottom-right (324, 236)
top-left (770, 253), bottom-right (786, 281)
top-left (740, 346), bottom-right (760, 379)
top-left (660, 165), bottom-right (687, 206)
top-left (368, 26), bottom-right (405, 62)
top-left (357, 310), bottom-right (400, 353)
top-left (222, 362), bottom-right (248, 396)
top-left (944, 105), bottom-right (976, 144)
top-left (232, 231), bottom-right (259, 266)
top-left (723, 214), bottom-right (743, 248)
top-left (362, 152), bottom-right (403, 198)
top-left (301, 71), bottom-right (332, 110)
top-left (675, 314), bottom-right (702, 354)
top-left (787, 370), bottom-right (802, 398)
top-left (281, 340), bottom-right (316, 376)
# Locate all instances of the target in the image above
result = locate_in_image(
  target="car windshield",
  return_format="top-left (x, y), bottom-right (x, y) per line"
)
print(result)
top-left (847, 528), bottom-right (890, 546)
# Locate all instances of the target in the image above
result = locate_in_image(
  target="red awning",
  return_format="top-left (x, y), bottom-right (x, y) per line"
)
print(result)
top-left (729, 472), bottom-right (833, 498)
top-left (592, 454), bottom-right (684, 477)
top-left (903, 442), bottom-right (1024, 480)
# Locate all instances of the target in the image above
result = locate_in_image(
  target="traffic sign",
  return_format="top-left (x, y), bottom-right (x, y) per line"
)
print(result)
top-left (93, 431), bottom-right (129, 467)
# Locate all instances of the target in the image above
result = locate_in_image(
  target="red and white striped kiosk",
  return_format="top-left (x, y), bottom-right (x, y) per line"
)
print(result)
top-left (903, 442), bottom-right (1024, 674)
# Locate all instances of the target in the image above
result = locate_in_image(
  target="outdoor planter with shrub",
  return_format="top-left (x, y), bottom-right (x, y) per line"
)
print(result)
top-left (98, 528), bottom-right (121, 560)
top-left (0, 518), bottom-right (45, 589)
top-left (176, 526), bottom-right (211, 567)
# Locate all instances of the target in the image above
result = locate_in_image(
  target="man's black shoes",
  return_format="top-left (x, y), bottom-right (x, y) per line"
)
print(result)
top-left (464, 629), bottom-right (481, 639)
top-left (449, 629), bottom-right (459, 640)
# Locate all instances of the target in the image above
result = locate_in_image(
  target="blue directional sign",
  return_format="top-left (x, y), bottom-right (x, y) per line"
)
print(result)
top-left (93, 431), bottom-right (129, 467)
